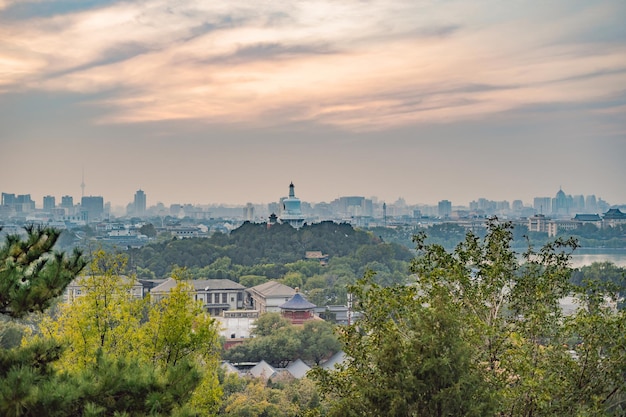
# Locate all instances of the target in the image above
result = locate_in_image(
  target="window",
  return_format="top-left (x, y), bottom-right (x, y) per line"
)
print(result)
top-left (222, 293), bottom-right (227, 303)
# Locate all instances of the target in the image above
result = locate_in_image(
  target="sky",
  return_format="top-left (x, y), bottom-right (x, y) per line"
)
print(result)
top-left (1, 0), bottom-right (625, 209)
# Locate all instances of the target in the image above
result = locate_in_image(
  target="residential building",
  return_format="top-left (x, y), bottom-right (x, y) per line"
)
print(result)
top-left (43, 195), bottom-right (56, 211)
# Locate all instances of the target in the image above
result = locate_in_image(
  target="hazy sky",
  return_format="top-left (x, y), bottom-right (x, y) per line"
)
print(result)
top-left (1, 0), bottom-right (625, 208)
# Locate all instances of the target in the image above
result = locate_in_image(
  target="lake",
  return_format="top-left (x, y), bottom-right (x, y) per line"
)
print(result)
top-left (568, 248), bottom-right (626, 268)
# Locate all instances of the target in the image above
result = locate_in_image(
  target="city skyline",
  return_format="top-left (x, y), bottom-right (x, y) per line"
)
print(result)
top-left (1, 1), bottom-right (625, 207)
top-left (1, 183), bottom-right (621, 211)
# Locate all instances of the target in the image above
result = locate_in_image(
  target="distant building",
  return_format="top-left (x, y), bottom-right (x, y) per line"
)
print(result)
top-left (2, 194), bottom-right (36, 213)
top-left (533, 197), bottom-right (552, 215)
top-left (134, 189), bottom-right (146, 216)
top-left (528, 214), bottom-right (550, 234)
top-left (1, 193), bottom-right (16, 206)
top-left (332, 196), bottom-right (373, 217)
top-left (60, 195), bottom-right (74, 214)
top-left (573, 213), bottom-right (602, 225)
top-left (585, 195), bottom-right (597, 213)
top-left (246, 281), bottom-right (296, 313)
top-left (243, 203), bottom-right (254, 221)
top-left (151, 278), bottom-right (245, 316)
top-left (63, 275), bottom-right (150, 302)
top-left (602, 208), bottom-right (626, 228)
top-left (43, 195), bottom-right (56, 211)
top-left (280, 182), bottom-right (305, 229)
top-left (305, 250), bottom-right (329, 266)
top-left (548, 220), bottom-right (580, 237)
top-left (279, 290), bottom-right (316, 324)
top-left (438, 200), bottom-right (452, 218)
top-left (552, 188), bottom-right (570, 216)
top-left (81, 196), bottom-right (104, 222)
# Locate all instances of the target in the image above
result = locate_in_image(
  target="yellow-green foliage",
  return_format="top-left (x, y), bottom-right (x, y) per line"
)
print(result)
top-left (29, 252), bottom-right (223, 415)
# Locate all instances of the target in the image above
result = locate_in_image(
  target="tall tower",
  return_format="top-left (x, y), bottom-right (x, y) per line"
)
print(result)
top-left (383, 202), bottom-right (387, 226)
top-left (280, 182), bottom-right (304, 228)
top-left (80, 168), bottom-right (86, 198)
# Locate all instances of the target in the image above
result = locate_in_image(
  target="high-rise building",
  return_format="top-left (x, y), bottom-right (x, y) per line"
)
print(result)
top-left (134, 189), bottom-right (146, 216)
top-left (552, 188), bottom-right (570, 216)
top-left (61, 195), bottom-right (74, 208)
top-left (81, 196), bottom-right (104, 222)
top-left (585, 195), bottom-right (597, 213)
top-left (1, 193), bottom-right (16, 206)
top-left (43, 195), bottom-right (56, 210)
top-left (243, 203), bottom-right (255, 221)
top-left (572, 195), bottom-right (585, 213)
top-left (438, 200), bottom-right (452, 218)
top-left (14, 195), bottom-right (35, 213)
top-left (533, 197), bottom-right (551, 214)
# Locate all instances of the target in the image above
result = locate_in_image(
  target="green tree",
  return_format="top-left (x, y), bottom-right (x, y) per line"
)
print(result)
top-left (140, 269), bottom-right (220, 367)
top-left (299, 320), bottom-right (341, 365)
top-left (312, 219), bottom-right (626, 417)
top-left (0, 226), bottom-right (86, 416)
top-left (310, 272), bottom-right (495, 417)
top-left (28, 251), bottom-right (222, 416)
top-left (139, 223), bottom-right (157, 238)
top-left (140, 269), bottom-right (222, 414)
top-left (222, 378), bottom-right (299, 417)
top-left (252, 312), bottom-right (291, 337)
top-left (39, 250), bottom-right (144, 369)
top-left (0, 226), bottom-right (85, 318)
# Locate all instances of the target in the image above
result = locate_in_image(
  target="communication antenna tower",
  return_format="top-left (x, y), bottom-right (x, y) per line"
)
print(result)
top-left (81, 168), bottom-right (85, 198)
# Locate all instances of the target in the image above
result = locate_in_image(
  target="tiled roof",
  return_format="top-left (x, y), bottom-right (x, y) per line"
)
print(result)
top-left (249, 281), bottom-right (296, 298)
top-left (249, 360), bottom-right (276, 379)
top-left (285, 359), bottom-right (311, 379)
top-left (603, 208), bottom-right (626, 219)
top-left (573, 214), bottom-right (601, 221)
top-left (279, 292), bottom-right (316, 310)
top-left (151, 277), bottom-right (244, 293)
top-left (321, 351), bottom-right (346, 370)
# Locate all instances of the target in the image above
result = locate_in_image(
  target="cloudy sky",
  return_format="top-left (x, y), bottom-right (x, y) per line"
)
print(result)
top-left (1, 0), bottom-right (625, 209)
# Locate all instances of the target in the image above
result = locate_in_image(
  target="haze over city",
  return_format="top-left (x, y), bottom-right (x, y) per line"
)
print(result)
top-left (1, 1), bottom-right (625, 207)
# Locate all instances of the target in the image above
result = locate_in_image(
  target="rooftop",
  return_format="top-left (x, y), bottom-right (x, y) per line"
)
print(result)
top-left (248, 280), bottom-right (296, 298)
top-left (279, 292), bottom-right (316, 311)
top-left (151, 277), bottom-right (245, 293)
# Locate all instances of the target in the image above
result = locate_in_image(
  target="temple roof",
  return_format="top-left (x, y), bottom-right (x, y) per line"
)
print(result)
top-left (603, 208), bottom-right (626, 219)
top-left (573, 214), bottom-right (601, 221)
top-left (279, 292), bottom-right (316, 311)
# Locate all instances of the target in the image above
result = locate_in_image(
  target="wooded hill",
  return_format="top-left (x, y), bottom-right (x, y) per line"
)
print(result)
top-left (129, 221), bottom-right (413, 281)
